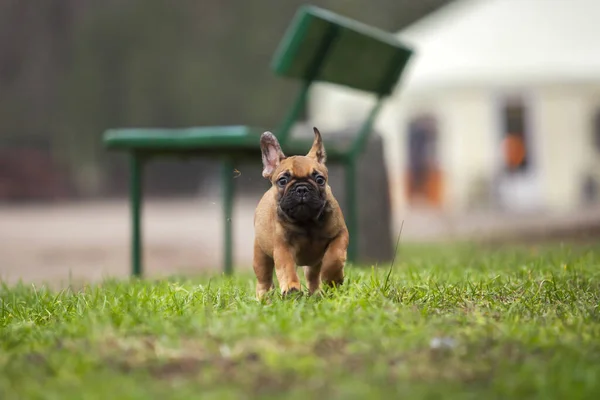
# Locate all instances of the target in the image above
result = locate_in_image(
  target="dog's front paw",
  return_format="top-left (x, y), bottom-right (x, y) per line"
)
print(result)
top-left (281, 284), bottom-right (303, 298)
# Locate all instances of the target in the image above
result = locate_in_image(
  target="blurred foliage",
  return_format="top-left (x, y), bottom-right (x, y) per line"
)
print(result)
top-left (0, 0), bottom-right (452, 196)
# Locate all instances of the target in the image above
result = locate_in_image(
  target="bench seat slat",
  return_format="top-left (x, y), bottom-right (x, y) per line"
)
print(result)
top-left (104, 126), bottom-right (262, 151)
top-left (103, 125), bottom-right (349, 160)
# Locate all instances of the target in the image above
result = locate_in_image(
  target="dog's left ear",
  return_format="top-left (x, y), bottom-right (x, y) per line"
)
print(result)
top-left (307, 127), bottom-right (326, 164)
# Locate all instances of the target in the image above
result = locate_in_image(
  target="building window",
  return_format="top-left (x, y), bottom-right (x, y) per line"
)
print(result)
top-left (583, 108), bottom-right (600, 205)
top-left (500, 96), bottom-right (530, 173)
top-left (582, 174), bottom-right (598, 205)
top-left (593, 109), bottom-right (600, 153)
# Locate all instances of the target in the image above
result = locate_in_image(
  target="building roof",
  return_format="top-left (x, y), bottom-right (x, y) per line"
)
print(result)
top-left (397, 0), bottom-right (600, 91)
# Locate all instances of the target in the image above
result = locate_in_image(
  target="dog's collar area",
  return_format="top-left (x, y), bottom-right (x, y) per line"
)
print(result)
top-left (277, 205), bottom-right (295, 223)
top-left (314, 201), bottom-right (327, 221)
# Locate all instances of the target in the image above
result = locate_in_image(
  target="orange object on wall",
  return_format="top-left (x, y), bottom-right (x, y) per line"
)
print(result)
top-left (405, 167), bottom-right (443, 208)
top-left (503, 134), bottom-right (526, 168)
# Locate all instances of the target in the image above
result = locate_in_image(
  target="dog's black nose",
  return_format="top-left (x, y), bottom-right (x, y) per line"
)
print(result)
top-left (295, 185), bottom-right (309, 196)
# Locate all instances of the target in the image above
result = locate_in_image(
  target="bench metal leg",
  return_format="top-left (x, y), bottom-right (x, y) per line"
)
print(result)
top-left (130, 153), bottom-right (144, 277)
top-left (221, 158), bottom-right (234, 275)
top-left (345, 159), bottom-right (358, 264)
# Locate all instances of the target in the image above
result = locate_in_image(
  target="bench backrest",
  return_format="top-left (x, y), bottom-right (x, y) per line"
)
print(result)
top-left (272, 5), bottom-right (413, 95)
top-left (271, 5), bottom-right (414, 148)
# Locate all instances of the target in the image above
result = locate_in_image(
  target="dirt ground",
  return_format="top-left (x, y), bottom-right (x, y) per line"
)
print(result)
top-left (2, 197), bottom-right (599, 288)
top-left (0, 197), bottom-right (258, 288)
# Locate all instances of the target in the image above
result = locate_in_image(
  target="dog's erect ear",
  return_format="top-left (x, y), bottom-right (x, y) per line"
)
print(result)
top-left (260, 131), bottom-right (286, 179)
top-left (306, 127), bottom-right (326, 164)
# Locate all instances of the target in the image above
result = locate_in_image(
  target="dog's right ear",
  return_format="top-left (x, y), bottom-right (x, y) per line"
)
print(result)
top-left (260, 131), bottom-right (285, 179)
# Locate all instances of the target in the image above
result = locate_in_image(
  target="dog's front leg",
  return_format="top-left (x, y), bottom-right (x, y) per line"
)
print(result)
top-left (273, 242), bottom-right (301, 296)
top-left (320, 229), bottom-right (349, 288)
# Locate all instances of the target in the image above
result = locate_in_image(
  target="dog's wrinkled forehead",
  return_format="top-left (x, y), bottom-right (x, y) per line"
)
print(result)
top-left (277, 156), bottom-right (327, 178)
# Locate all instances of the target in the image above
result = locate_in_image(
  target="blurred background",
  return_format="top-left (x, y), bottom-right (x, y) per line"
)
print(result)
top-left (1, 0), bottom-right (599, 287)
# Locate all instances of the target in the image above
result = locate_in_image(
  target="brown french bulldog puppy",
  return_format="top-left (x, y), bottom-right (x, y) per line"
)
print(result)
top-left (253, 127), bottom-right (349, 299)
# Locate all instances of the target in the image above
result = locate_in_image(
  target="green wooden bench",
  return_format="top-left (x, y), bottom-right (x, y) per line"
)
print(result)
top-left (103, 5), bottom-right (413, 277)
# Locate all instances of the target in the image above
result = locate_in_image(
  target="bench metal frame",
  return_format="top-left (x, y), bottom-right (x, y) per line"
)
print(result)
top-left (103, 5), bottom-right (413, 277)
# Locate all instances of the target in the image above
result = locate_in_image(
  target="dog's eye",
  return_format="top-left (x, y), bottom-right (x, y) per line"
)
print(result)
top-left (315, 175), bottom-right (326, 186)
top-left (277, 177), bottom-right (288, 187)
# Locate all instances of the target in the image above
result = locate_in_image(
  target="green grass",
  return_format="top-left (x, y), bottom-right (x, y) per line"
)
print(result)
top-left (1, 243), bottom-right (600, 399)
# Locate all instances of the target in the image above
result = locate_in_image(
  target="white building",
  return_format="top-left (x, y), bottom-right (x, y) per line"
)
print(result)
top-left (309, 0), bottom-right (600, 233)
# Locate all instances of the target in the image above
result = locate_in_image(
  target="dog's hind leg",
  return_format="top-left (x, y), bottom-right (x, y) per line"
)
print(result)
top-left (253, 240), bottom-right (274, 300)
top-left (304, 265), bottom-right (322, 295)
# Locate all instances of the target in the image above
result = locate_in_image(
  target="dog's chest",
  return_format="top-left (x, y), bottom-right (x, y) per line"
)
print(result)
top-left (285, 229), bottom-right (330, 267)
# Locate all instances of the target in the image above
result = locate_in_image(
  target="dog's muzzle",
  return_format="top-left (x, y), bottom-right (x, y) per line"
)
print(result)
top-left (293, 183), bottom-right (310, 203)
top-left (279, 182), bottom-right (326, 223)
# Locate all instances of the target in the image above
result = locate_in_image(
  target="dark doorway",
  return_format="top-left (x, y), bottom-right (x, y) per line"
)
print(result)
top-left (500, 96), bottom-right (531, 174)
top-left (405, 114), bottom-right (442, 208)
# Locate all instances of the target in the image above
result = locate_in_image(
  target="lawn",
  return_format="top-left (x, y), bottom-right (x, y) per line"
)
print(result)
top-left (1, 243), bottom-right (600, 399)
